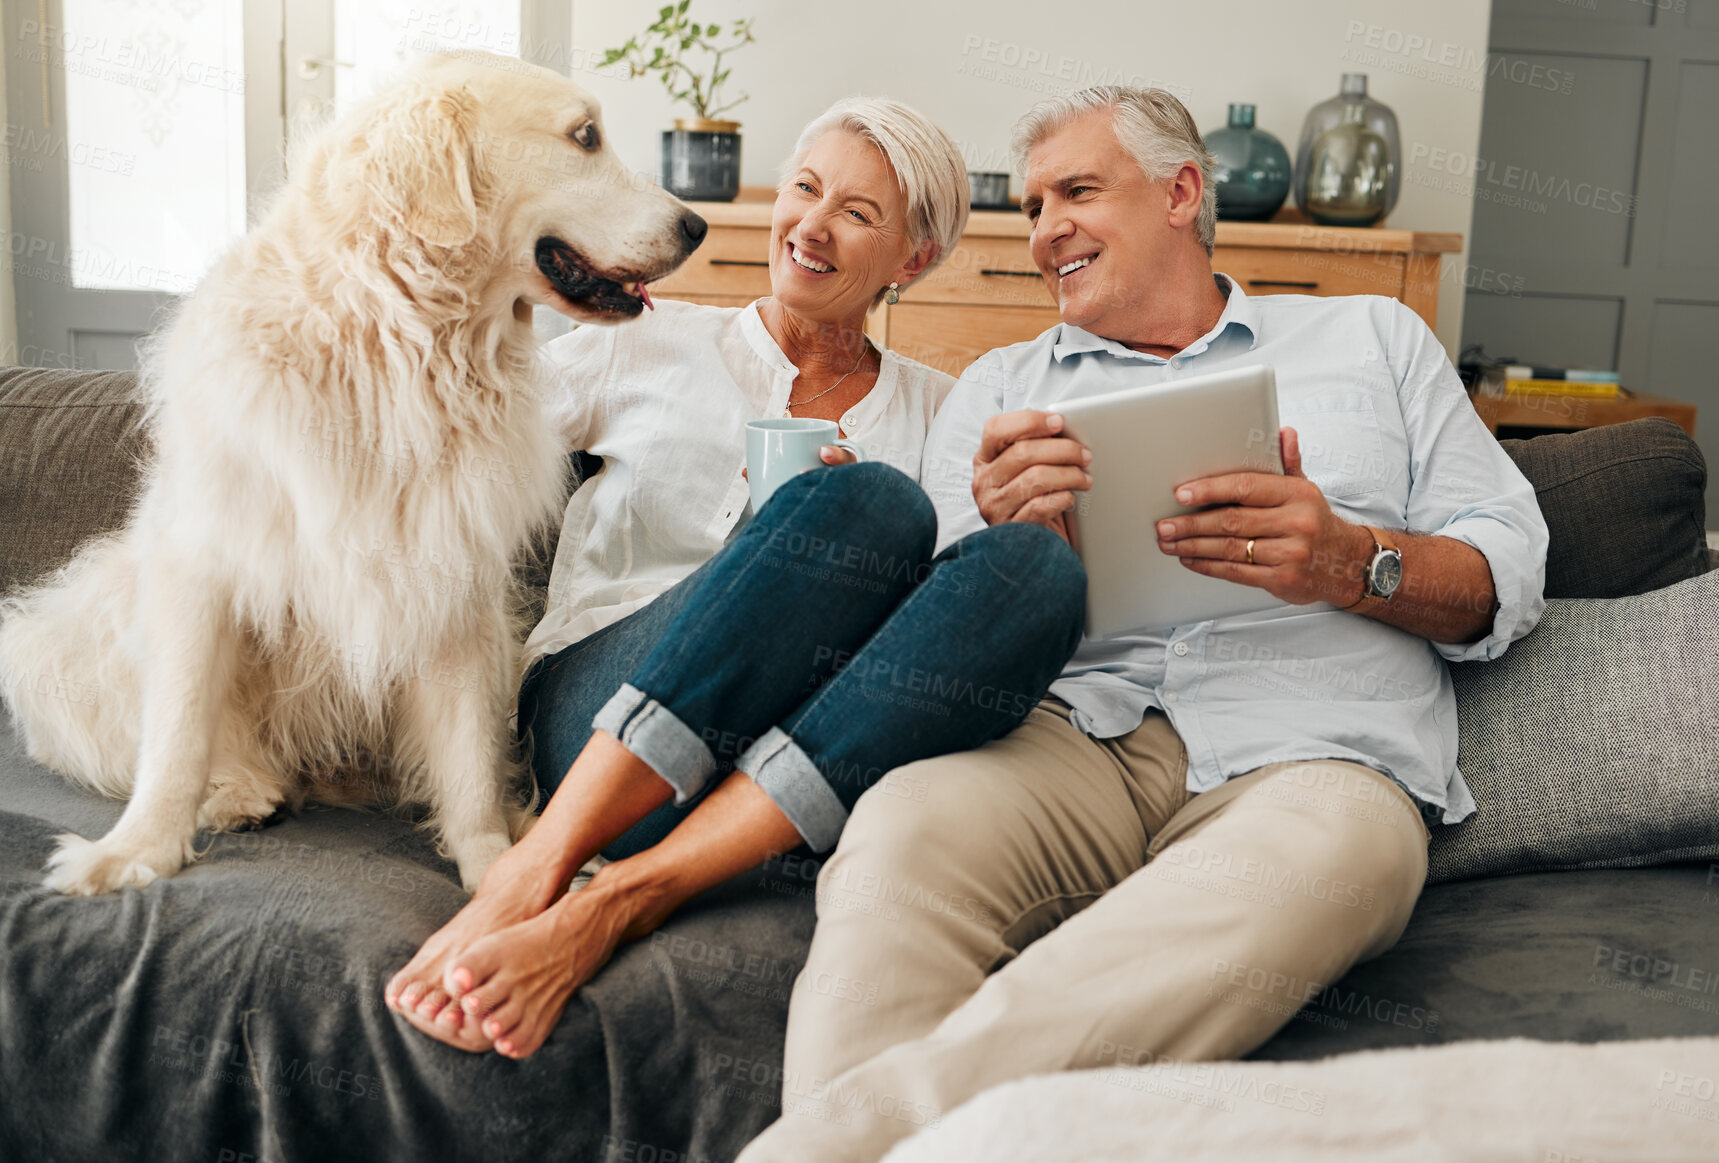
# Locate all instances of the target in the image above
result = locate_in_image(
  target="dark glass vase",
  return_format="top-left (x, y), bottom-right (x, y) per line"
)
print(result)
top-left (660, 118), bottom-right (742, 203)
top-left (1293, 74), bottom-right (1400, 227)
top-left (1206, 104), bottom-right (1291, 221)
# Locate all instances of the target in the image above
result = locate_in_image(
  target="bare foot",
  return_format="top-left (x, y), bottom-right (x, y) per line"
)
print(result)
top-left (384, 840), bottom-right (569, 1049)
top-left (442, 873), bottom-right (649, 1059)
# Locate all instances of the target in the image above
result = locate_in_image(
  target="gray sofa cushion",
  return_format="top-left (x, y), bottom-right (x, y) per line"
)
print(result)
top-left (1252, 864), bottom-right (1719, 1060)
top-left (1499, 418), bottom-right (1708, 599)
top-left (0, 366), bottom-right (148, 594)
top-left (1431, 568), bottom-right (1719, 884)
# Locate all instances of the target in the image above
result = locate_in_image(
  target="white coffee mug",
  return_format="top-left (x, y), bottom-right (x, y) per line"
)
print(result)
top-left (745, 418), bottom-right (865, 512)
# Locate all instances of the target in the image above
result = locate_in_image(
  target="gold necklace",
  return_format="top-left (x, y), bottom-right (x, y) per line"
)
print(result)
top-left (782, 342), bottom-right (871, 418)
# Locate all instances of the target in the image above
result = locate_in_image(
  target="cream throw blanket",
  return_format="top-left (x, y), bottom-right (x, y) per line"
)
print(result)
top-left (885, 1038), bottom-right (1719, 1162)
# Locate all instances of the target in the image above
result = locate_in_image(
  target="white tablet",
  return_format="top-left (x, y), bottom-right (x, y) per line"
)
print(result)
top-left (1058, 363), bottom-right (1285, 638)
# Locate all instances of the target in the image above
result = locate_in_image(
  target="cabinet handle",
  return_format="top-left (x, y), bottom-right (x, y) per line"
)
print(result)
top-left (979, 269), bottom-right (1042, 278)
top-left (1248, 279), bottom-right (1319, 289)
top-left (709, 259), bottom-right (771, 267)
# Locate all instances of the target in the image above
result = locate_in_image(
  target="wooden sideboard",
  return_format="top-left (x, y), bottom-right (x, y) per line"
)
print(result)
top-left (653, 189), bottom-right (1463, 380)
top-left (1470, 388), bottom-right (1697, 437)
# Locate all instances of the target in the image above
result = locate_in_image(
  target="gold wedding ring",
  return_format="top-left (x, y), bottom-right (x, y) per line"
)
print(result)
top-left (1245, 538), bottom-right (1255, 565)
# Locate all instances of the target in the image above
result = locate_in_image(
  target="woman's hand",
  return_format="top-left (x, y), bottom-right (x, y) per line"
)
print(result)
top-left (740, 444), bottom-right (858, 483)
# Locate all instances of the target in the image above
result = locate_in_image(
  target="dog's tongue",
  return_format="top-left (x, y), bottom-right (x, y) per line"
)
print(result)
top-left (638, 283), bottom-right (654, 311)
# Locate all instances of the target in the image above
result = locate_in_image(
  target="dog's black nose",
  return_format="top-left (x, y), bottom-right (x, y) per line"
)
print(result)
top-left (680, 212), bottom-right (708, 249)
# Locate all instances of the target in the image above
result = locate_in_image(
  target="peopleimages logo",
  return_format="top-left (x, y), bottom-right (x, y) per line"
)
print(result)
top-left (1408, 144), bottom-right (1636, 217)
top-left (1158, 844), bottom-right (1377, 910)
top-left (1341, 20), bottom-right (1574, 94)
top-left (1592, 944), bottom-right (1719, 995)
top-left (19, 20), bottom-right (247, 94)
top-left (149, 1025), bottom-right (384, 1101)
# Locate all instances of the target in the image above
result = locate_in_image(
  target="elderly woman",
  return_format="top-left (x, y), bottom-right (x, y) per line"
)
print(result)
top-left (386, 99), bottom-right (1085, 1057)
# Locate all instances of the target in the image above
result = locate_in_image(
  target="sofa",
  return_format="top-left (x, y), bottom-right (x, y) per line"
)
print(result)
top-left (1, 364), bottom-right (1716, 1163)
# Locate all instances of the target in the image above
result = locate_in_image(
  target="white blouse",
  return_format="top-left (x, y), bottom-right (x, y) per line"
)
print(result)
top-left (524, 298), bottom-right (956, 667)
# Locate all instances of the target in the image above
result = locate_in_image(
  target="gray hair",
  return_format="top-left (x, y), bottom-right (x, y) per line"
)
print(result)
top-left (1010, 86), bottom-right (1217, 255)
top-left (783, 98), bottom-right (971, 302)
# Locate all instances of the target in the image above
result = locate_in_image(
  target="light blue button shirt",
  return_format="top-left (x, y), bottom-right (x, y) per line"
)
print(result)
top-left (919, 279), bottom-right (1549, 824)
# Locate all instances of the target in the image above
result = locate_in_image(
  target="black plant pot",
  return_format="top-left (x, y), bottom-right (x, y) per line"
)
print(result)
top-left (660, 118), bottom-right (742, 203)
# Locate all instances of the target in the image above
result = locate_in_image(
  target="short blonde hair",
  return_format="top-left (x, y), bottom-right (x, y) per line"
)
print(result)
top-left (1011, 86), bottom-right (1217, 255)
top-left (783, 98), bottom-right (970, 301)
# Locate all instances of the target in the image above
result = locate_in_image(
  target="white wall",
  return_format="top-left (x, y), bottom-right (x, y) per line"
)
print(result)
top-left (0, 35), bottom-right (16, 360)
top-left (566, 0), bottom-right (1494, 357)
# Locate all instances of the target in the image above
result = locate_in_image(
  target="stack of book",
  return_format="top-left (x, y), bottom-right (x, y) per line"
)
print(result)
top-left (1479, 365), bottom-right (1624, 398)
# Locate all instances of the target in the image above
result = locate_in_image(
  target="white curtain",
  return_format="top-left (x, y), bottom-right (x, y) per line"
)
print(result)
top-left (0, 27), bottom-right (18, 364)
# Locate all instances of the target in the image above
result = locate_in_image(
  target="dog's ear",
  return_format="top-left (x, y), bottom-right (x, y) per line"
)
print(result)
top-left (364, 86), bottom-right (480, 248)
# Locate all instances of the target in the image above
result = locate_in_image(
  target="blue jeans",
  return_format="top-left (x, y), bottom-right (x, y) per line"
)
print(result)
top-left (517, 462), bottom-right (1086, 857)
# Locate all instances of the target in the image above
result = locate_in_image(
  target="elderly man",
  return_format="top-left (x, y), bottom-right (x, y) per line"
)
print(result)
top-left (738, 86), bottom-right (1547, 1163)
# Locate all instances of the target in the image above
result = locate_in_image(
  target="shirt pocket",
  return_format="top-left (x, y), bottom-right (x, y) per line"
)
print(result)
top-left (1280, 393), bottom-right (1389, 500)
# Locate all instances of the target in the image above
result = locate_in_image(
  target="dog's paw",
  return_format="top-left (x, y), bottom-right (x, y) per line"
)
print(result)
top-left (451, 830), bottom-right (514, 893)
top-left (43, 833), bottom-right (187, 896)
top-left (197, 780), bottom-right (284, 833)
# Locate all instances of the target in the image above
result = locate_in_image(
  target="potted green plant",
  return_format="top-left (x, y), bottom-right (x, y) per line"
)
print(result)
top-left (604, 2), bottom-right (756, 203)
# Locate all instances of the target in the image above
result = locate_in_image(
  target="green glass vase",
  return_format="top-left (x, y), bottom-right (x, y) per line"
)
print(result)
top-left (1206, 104), bottom-right (1291, 222)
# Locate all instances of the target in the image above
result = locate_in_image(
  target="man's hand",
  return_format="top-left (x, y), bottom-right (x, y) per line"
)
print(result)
top-left (1155, 427), bottom-right (1372, 606)
top-left (972, 410), bottom-right (1092, 543)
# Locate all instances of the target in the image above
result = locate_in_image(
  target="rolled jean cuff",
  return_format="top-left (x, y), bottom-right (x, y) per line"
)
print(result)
top-left (592, 683), bottom-right (714, 804)
top-left (736, 728), bottom-right (849, 853)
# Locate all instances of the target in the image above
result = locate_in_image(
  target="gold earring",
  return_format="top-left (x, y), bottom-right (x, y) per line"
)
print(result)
top-left (884, 282), bottom-right (900, 305)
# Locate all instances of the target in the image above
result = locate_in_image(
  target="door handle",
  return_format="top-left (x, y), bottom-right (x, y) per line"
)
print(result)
top-left (709, 259), bottom-right (770, 268)
top-left (979, 269), bottom-right (1042, 278)
top-left (297, 56), bottom-right (357, 81)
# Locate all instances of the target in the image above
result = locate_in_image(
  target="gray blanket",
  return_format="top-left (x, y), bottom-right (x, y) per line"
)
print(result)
top-left (0, 709), bottom-right (815, 1163)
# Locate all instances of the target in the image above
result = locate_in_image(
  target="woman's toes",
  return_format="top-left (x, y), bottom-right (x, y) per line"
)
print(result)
top-left (497, 1016), bottom-right (551, 1059)
top-left (415, 987), bottom-right (453, 1020)
top-left (445, 937), bottom-right (506, 999)
top-left (387, 963), bottom-right (429, 1008)
top-left (460, 989), bottom-right (504, 1023)
top-left (398, 1003), bottom-right (490, 1053)
top-left (478, 997), bottom-right (525, 1044)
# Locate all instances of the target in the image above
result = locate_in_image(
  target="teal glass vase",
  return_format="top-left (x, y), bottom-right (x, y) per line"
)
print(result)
top-left (1206, 104), bottom-right (1291, 222)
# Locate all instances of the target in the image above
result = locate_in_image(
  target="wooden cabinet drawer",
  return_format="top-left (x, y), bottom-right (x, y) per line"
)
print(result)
top-left (886, 303), bottom-right (1063, 378)
top-left (1214, 246), bottom-right (1406, 300)
top-left (911, 237), bottom-right (1054, 308)
top-left (652, 225), bottom-right (773, 298)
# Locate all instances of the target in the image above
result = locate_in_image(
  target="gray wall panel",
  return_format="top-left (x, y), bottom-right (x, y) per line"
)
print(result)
top-left (1463, 293), bottom-right (1623, 369)
top-left (1648, 302), bottom-right (1719, 451)
top-left (1662, 63), bottom-right (1719, 270)
top-left (69, 331), bottom-right (142, 372)
top-left (1467, 54), bottom-right (1646, 272)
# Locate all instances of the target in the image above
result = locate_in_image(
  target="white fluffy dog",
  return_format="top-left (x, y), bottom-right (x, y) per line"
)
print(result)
top-left (0, 52), bottom-right (704, 895)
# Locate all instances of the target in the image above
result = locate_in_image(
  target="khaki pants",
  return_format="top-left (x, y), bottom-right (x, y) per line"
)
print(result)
top-left (736, 700), bottom-right (1431, 1163)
